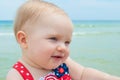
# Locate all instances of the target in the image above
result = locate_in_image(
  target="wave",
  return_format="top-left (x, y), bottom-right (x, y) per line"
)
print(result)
top-left (73, 31), bottom-right (120, 36)
top-left (0, 33), bottom-right (14, 36)
top-left (0, 31), bottom-right (120, 37)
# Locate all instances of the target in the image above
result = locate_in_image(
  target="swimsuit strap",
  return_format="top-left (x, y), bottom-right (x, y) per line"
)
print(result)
top-left (13, 61), bottom-right (34, 80)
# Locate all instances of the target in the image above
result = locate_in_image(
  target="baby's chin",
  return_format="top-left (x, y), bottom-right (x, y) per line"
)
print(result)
top-left (44, 62), bottom-right (63, 70)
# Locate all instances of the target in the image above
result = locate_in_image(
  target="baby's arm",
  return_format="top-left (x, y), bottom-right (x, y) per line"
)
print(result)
top-left (80, 67), bottom-right (120, 80)
top-left (65, 57), bottom-right (120, 80)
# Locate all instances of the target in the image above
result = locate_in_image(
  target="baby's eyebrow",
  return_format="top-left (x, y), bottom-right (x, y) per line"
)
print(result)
top-left (45, 32), bottom-right (72, 40)
top-left (47, 32), bottom-right (60, 36)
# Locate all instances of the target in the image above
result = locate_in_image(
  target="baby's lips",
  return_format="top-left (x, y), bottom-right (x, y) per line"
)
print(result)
top-left (52, 53), bottom-right (65, 58)
top-left (51, 55), bottom-right (63, 58)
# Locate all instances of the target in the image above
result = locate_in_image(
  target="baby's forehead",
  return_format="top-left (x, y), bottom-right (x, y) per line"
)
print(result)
top-left (25, 15), bottom-right (73, 34)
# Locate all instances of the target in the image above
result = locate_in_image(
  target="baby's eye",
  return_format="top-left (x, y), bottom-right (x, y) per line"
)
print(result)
top-left (49, 37), bottom-right (57, 41)
top-left (65, 41), bottom-right (70, 45)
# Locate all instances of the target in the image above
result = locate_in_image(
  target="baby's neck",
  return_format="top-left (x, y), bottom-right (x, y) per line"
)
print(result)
top-left (19, 58), bottom-right (52, 80)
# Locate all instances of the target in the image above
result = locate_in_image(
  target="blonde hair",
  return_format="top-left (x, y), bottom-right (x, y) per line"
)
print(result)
top-left (14, 0), bottom-right (67, 37)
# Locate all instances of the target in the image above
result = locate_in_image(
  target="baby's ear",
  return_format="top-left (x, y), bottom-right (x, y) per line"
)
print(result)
top-left (16, 31), bottom-right (28, 49)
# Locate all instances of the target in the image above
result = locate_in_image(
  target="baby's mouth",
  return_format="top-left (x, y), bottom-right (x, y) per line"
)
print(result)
top-left (51, 53), bottom-right (65, 61)
top-left (51, 55), bottom-right (64, 59)
top-left (51, 56), bottom-right (63, 58)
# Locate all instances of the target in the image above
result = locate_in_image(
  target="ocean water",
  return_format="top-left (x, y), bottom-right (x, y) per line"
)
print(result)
top-left (0, 20), bottom-right (120, 79)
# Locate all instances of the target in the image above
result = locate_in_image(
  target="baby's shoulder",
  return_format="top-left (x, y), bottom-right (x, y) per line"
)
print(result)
top-left (6, 68), bottom-right (23, 80)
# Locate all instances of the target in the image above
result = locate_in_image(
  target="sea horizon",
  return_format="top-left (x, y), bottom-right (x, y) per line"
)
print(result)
top-left (1, 19), bottom-right (120, 25)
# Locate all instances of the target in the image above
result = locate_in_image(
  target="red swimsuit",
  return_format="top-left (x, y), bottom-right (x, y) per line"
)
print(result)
top-left (13, 61), bottom-right (71, 80)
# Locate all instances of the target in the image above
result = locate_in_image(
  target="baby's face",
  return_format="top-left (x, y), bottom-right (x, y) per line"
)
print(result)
top-left (25, 14), bottom-right (73, 69)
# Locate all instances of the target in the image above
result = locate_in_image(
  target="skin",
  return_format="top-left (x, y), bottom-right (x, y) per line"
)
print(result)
top-left (21, 14), bottom-right (73, 70)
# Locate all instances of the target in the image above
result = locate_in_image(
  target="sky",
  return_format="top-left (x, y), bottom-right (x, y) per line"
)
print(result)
top-left (0, 0), bottom-right (120, 20)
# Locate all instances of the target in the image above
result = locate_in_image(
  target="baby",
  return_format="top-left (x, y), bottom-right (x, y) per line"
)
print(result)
top-left (6, 0), bottom-right (120, 80)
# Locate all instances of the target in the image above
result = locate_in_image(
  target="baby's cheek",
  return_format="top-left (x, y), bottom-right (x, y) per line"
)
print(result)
top-left (66, 49), bottom-right (70, 55)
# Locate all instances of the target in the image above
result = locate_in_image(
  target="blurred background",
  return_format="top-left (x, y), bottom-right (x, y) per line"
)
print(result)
top-left (0, 0), bottom-right (120, 79)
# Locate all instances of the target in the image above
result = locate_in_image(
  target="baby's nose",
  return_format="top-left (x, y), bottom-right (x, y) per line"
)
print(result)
top-left (56, 43), bottom-right (67, 53)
